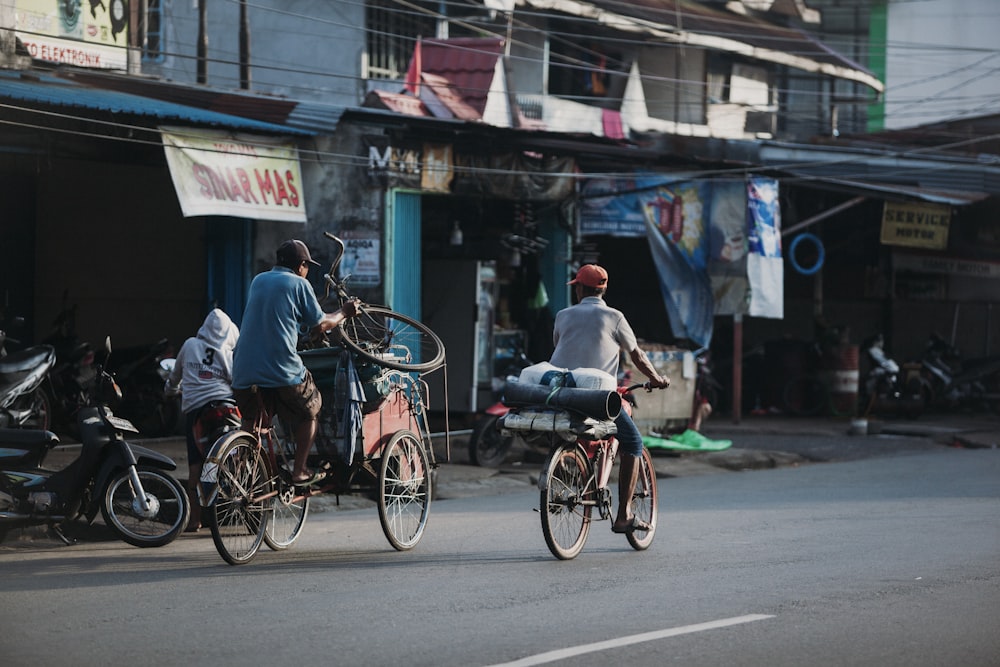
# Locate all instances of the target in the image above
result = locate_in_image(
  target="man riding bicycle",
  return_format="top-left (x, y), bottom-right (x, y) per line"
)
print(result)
top-left (549, 264), bottom-right (670, 533)
top-left (232, 239), bottom-right (360, 486)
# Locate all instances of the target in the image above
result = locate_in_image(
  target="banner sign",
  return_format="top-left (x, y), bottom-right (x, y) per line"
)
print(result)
top-left (893, 252), bottom-right (1000, 279)
top-left (15, 0), bottom-right (128, 70)
top-left (880, 201), bottom-right (950, 250)
top-left (746, 177), bottom-right (783, 319)
top-left (161, 127), bottom-right (306, 222)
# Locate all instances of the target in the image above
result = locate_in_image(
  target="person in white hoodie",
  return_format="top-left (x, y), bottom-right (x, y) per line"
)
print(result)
top-left (165, 308), bottom-right (241, 532)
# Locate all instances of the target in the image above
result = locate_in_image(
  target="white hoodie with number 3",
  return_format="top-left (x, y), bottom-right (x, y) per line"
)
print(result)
top-left (165, 308), bottom-right (240, 414)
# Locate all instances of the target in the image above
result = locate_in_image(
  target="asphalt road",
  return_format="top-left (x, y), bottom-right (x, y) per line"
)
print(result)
top-left (1, 439), bottom-right (997, 667)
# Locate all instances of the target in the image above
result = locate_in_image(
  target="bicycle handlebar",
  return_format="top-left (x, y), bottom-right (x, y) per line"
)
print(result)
top-left (624, 381), bottom-right (671, 393)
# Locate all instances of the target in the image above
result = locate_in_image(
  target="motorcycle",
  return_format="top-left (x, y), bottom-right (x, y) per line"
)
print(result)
top-left (0, 337), bottom-right (189, 546)
top-left (106, 337), bottom-right (180, 437)
top-left (920, 333), bottom-right (1000, 414)
top-left (860, 334), bottom-right (926, 419)
top-left (468, 335), bottom-right (534, 467)
top-left (40, 302), bottom-right (97, 436)
top-left (0, 320), bottom-right (56, 430)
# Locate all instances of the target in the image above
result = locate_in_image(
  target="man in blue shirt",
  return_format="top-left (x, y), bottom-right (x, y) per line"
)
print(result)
top-left (550, 264), bottom-right (670, 533)
top-left (233, 239), bottom-right (359, 486)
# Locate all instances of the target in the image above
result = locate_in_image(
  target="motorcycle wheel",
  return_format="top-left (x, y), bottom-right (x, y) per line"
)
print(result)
top-left (101, 466), bottom-right (189, 547)
top-left (469, 414), bottom-right (514, 468)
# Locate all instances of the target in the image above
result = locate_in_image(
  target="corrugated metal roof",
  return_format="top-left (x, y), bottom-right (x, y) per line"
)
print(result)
top-left (760, 141), bottom-right (1000, 197)
top-left (0, 70), bottom-right (313, 136)
top-left (416, 38), bottom-right (504, 117)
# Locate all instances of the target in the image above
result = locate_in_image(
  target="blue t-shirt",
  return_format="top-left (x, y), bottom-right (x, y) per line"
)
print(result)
top-left (232, 266), bottom-right (325, 388)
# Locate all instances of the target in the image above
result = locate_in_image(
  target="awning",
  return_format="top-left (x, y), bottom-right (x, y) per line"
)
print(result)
top-left (0, 69), bottom-right (312, 136)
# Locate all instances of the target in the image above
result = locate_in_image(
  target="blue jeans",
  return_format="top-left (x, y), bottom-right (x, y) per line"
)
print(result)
top-left (614, 410), bottom-right (643, 457)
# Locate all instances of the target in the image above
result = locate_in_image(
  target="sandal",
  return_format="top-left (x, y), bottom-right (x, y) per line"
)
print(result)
top-left (611, 516), bottom-right (652, 534)
top-left (291, 470), bottom-right (327, 487)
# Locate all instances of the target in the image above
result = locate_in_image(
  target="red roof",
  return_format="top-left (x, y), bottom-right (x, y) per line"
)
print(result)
top-left (410, 38), bottom-right (504, 118)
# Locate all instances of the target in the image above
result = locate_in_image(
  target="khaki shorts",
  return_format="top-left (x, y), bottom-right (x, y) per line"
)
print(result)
top-left (234, 371), bottom-right (322, 431)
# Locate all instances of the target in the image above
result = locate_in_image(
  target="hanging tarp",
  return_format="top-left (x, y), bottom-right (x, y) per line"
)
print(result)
top-left (641, 187), bottom-right (715, 349)
top-left (706, 180), bottom-right (750, 316)
top-left (161, 126), bottom-right (307, 222)
top-left (746, 176), bottom-right (784, 319)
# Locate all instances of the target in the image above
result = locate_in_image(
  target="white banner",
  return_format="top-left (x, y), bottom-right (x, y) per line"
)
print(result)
top-left (161, 127), bottom-right (307, 222)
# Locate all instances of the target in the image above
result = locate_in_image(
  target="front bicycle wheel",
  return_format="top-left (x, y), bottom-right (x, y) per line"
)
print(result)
top-left (264, 487), bottom-right (309, 551)
top-left (208, 435), bottom-right (270, 565)
top-left (338, 306), bottom-right (445, 373)
top-left (626, 448), bottom-right (658, 551)
top-left (263, 423), bottom-right (309, 550)
top-left (378, 430), bottom-right (431, 550)
top-left (540, 444), bottom-right (592, 560)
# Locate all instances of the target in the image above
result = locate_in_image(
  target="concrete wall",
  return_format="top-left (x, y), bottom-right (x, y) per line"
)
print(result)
top-left (147, 0), bottom-right (365, 104)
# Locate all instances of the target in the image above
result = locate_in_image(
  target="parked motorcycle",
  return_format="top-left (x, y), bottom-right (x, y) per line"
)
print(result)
top-left (106, 337), bottom-right (179, 437)
top-left (0, 321), bottom-right (56, 430)
top-left (468, 335), bottom-right (534, 468)
top-left (920, 333), bottom-right (1000, 413)
top-left (0, 337), bottom-right (189, 546)
top-left (860, 334), bottom-right (926, 419)
top-left (40, 302), bottom-right (97, 436)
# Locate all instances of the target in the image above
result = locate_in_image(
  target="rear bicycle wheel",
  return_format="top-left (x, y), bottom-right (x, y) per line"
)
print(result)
top-left (208, 435), bottom-right (270, 565)
top-left (378, 430), bottom-right (432, 550)
top-left (540, 444), bottom-right (592, 560)
top-left (626, 448), bottom-right (658, 551)
top-left (338, 306), bottom-right (445, 373)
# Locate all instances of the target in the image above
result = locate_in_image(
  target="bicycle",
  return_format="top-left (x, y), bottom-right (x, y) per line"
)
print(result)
top-left (200, 233), bottom-right (447, 565)
top-left (499, 380), bottom-right (660, 560)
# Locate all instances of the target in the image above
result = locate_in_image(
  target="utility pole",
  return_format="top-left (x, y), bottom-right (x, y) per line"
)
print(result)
top-left (239, 0), bottom-right (250, 89)
top-left (197, 0), bottom-right (207, 84)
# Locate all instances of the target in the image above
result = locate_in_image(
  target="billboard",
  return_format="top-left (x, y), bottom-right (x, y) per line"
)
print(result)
top-left (15, 0), bottom-right (129, 70)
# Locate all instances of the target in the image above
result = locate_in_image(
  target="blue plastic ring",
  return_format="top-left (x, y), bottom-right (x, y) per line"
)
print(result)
top-left (789, 233), bottom-right (824, 275)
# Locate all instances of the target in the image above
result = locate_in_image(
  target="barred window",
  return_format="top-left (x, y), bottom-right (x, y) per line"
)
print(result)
top-left (141, 0), bottom-right (163, 63)
top-left (366, 0), bottom-right (441, 80)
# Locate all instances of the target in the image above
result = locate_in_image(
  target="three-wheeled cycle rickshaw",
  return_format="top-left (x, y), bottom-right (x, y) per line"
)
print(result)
top-left (200, 233), bottom-right (447, 565)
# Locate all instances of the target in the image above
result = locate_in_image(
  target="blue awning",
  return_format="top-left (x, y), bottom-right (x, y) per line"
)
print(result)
top-left (0, 69), bottom-right (313, 136)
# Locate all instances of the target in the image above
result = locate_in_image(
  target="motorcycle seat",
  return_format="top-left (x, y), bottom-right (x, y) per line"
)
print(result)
top-left (0, 345), bottom-right (56, 374)
top-left (0, 428), bottom-right (59, 445)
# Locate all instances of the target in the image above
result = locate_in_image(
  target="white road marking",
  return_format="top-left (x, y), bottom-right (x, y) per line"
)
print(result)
top-left (483, 614), bottom-right (775, 667)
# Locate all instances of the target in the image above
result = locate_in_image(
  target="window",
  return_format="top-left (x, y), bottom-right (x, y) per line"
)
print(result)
top-left (365, 0), bottom-right (441, 80)
top-left (141, 0), bottom-right (163, 62)
top-left (546, 19), bottom-right (627, 107)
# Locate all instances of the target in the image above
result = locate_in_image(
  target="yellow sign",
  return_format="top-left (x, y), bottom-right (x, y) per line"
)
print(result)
top-left (15, 0), bottom-right (129, 69)
top-left (161, 127), bottom-right (307, 223)
top-left (880, 201), bottom-right (950, 250)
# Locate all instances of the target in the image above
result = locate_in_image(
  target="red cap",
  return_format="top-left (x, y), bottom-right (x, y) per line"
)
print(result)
top-left (568, 264), bottom-right (608, 288)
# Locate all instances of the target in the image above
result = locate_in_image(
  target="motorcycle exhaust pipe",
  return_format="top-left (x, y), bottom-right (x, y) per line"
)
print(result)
top-left (502, 381), bottom-right (622, 421)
